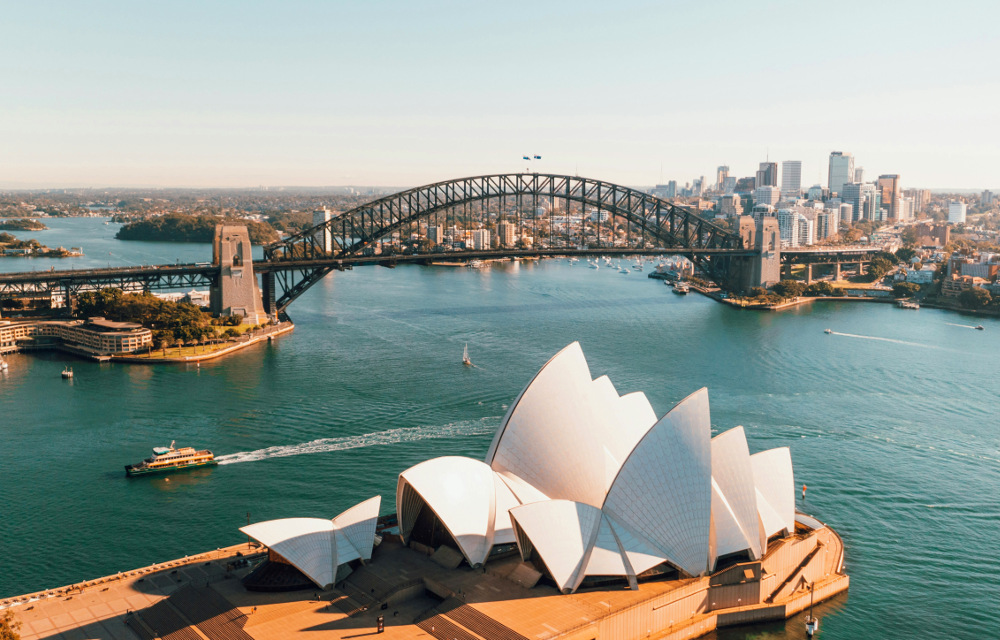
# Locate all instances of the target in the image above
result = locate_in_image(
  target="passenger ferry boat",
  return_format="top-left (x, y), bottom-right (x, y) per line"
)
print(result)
top-left (125, 441), bottom-right (217, 477)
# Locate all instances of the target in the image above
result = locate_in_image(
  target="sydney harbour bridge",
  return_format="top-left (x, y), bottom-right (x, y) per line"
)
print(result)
top-left (0, 173), bottom-right (880, 318)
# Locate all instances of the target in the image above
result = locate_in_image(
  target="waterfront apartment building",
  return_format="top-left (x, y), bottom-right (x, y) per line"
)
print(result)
top-left (948, 201), bottom-right (967, 224)
top-left (877, 175), bottom-right (902, 220)
top-left (496, 221), bottom-right (516, 247)
top-left (0, 317), bottom-right (153, 356)
top-left (780, 161), bottom-right (802, 198)
top-left (827, 151), bottom-right (854, 197)
top-left (756, 162), bottom-right (778, 188)
top-left (471, 229), bottom-right (491, 250)
top-left (427, 226), bottom-right (444, 245)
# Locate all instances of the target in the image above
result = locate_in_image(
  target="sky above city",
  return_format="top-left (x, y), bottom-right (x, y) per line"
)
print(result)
top-left (2, 0), bottom-right (998, 189)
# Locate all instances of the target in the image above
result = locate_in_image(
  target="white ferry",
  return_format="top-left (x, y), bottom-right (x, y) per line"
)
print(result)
top-left (125, 441), bottom-right (217, 477)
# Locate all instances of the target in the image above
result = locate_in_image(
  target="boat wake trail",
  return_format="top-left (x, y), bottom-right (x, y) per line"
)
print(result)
top-left (215, 419), bottom-right (499, 465)
top-left (828, 331), bottom-right (938, 349)
top-left (945, 322), bottom-right (979, 330)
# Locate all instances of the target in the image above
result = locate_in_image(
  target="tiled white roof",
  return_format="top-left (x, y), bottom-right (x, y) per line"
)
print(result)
top-left (240, 496), bottom-right (381, 589)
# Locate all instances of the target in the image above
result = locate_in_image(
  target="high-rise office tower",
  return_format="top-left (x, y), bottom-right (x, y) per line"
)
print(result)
top-left (840, 183), bottom-right (864, 223)
top-left (756, 162), bottom-right (778, 187)
top-left (716, 166), bottom-right (730, 190)
top-left (854, 167), bottom-right (864, 183)
top-left (862, 184), bottom-right (881, 221)
top-left (691, 177), bottom-right (704, 197)
top-left (781, 161), bottom-right (802, 198)
top-left (904, 188), bottom-right (930, 214)
top-left (877, 175), bottom-right (901, 220)
top-left (723, 176), bottom-right (737, 193)
top-left (827, 152), bottom-right (855, 197)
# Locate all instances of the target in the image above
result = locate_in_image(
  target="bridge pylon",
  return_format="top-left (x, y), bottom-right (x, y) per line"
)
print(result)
top-left (730, 216), bottom-right (781, 291)
top-left (210, 225), bottom-right (268, 325)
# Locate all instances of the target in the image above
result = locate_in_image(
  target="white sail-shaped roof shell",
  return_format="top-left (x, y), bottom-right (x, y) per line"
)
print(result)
top-left (486, 343), bottom-right (619, 507)
top-left (240, 496), bottom-right (381, 589)
top-left (603, 389), bottom-right (712, 577)
top-left (241, 518), bottom-right (337, 588)
top-left (397, 456), bottom-right (521, 566)
top-left (510, 500), bottom-right (603, 593)
top-left (395, 343), bottom-right (799, 593)
top-left (332, 495), bottom-right (382, 565)
top-left (751, 447), bottom-right (796, 540)
top-left (709, 427), bottom-right (762, 569)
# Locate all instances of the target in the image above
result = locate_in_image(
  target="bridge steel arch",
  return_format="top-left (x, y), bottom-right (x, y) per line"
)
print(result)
top-left (263, 173), bottom-right (747, 312)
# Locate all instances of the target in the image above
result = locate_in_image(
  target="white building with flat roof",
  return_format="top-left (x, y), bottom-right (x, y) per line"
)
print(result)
top-left (948, 201), bottom-right (967, 224)
top-left (754, 186), bottom-right (781, 207)
top-left (471, 228), bottom-right (491, 250)
top-left (312, 208), bottom-right (333, 253)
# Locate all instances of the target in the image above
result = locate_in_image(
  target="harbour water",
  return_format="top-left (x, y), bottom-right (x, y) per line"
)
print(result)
top-left (1, 218), bottom-right (999, 639)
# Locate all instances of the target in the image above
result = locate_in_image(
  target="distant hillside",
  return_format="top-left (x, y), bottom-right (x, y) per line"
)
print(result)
top-left (115, 214), bottom-right (279, 244)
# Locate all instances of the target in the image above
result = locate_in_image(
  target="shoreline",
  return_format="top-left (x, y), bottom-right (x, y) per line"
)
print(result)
top-left (112, 322), bottom-right (295, 363)
top-left (0, 321), bottom-right (294, 362)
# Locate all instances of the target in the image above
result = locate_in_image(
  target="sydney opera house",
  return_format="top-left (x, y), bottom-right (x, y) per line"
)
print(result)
top-left (234, 343), bottom-right (848, 639)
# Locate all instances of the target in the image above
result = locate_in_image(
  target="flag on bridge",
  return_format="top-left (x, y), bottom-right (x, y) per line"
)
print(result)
top-left (534, 155), bottom-right (542, 160)
top-left (522, 156), bottom-right (530, 160)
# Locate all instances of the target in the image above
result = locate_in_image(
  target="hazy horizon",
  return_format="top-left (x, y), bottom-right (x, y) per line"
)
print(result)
top-left (3, 1), bottom-right (998, 190)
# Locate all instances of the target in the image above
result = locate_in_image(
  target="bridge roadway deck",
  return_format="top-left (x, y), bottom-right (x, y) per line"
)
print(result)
top-left (0, 248), bottom-right (756, 292)
top-left (0, 245), bottom-right (883, 295)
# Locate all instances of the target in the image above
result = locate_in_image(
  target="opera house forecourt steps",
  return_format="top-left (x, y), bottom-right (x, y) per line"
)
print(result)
top-left (4, 343), bottom-right (847, 640)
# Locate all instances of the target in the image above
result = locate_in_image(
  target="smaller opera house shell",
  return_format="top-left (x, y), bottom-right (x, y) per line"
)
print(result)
top-left (397, 342), bottom-right (797, 593)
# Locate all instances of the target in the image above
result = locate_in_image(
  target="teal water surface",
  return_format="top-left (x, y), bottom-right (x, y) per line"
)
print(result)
top-left (1, 219), bottom-right (998, 640)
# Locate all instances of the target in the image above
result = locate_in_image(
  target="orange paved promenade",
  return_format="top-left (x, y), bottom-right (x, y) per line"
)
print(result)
top-left (2, 524), bottom-right (848, 640)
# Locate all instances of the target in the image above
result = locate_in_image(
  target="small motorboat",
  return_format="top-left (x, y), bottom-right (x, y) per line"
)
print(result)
top-left (824, 329), bottom-right (833, 334)
top-left (462, 344), bottom-right (472, 366)
top-left (0, 358), bottom-right (8, 370)
top-left (61, 366), bottom-right (73, 379)
top-left (975, 325), bottom-right (985, 330)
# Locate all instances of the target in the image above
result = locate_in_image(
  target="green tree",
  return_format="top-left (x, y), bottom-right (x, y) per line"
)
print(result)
top-left (892, 282), bottom-right (921, 298)
top-left (1, 608), bottom-right (22, 640)
top-left (958, 287), bottom-right (991, 309)
top-left (749, 287), bottom-right (767, 298)
top-left (771, 280), bottom-right (805, 298)
top-left (865, 256), bottom-right (895, 280)
top-left (804, 281), bottom-right (836, 296)
top-left (895, 247), bottom-right (917, 263)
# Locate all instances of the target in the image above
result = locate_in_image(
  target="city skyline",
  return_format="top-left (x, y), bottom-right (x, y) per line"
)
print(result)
top-left (2, 0), bottom-right (998, 190)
